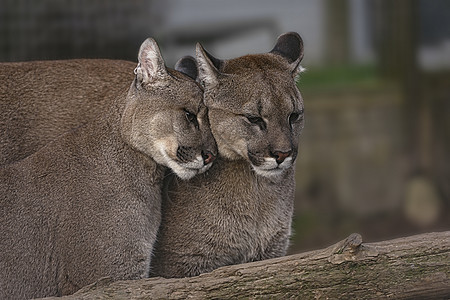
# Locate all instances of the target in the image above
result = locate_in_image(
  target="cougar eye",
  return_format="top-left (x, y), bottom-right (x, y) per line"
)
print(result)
top-left (246, 115), bottom-right (266, 130)
top-left (247, 116), bottom-right (262, 124)
top-left (289, 109), bottom-right (304, 125)
top-left (184, 109), bottom-right (198, 127)
top-left (289, 113), bottom-right (300, 123)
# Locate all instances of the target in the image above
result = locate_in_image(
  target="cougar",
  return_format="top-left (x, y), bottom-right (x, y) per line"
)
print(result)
top-left (0, 38), bottom-right (216, 299)
top-left (150, 32), bottom-right (305, 277)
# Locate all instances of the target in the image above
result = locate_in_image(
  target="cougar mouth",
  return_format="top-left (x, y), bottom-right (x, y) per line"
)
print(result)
top-left (158, 144), bottom-right (213, 180)
top-left (171, 155), bottom-right (214, 180)
top-left (248, 151), bottom-right (293, 178)
top-left (176, 146), bottom-right (214, 173)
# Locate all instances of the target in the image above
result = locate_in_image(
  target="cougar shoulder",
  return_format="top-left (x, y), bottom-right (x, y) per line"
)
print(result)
top-left (151, 32), bottom-right (305, 278)
top-left (0, 39), bottom-right (216, 299)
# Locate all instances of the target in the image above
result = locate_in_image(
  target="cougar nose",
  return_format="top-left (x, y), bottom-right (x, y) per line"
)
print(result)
top-left (271, 150), bottom-right (292, 164)
top-left (202, 150), bottom-right (216, 165)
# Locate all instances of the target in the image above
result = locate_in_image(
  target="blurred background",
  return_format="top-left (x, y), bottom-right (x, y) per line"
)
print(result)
top-left (1, 0), bottom-right (449, 253)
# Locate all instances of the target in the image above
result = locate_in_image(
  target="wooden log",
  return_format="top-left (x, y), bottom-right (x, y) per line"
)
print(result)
top-left (40, 231), bottom-right (450, 299)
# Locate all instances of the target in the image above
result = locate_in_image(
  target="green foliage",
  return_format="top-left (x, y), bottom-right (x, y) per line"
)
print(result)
top-left (297, 64), bottom-right (380, 92)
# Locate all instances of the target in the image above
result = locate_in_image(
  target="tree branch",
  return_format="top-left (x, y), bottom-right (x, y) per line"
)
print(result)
top-left (41, 231), bottom-right (450, 299)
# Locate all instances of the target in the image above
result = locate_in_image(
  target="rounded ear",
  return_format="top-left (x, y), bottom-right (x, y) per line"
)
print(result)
top-left (134, 38), bottom-right (168, 85)
top-left (195, 43), bottom-right (223, 88)
top-left (175, 56), bottom-right (198, 80)
top-left (270, 32), bottom-right (305, 75)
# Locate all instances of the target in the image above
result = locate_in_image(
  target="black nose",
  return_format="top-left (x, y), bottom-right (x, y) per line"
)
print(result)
top-left (202, 150), bottom-right (216, 165)
top-left (271, 150), bottom-right (292, 164)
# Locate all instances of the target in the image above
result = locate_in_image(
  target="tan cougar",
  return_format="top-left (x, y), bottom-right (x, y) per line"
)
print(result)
top-left (0, 38), bottom-right (216, 299)
top-left (150, 32), bottom-right (305, 278)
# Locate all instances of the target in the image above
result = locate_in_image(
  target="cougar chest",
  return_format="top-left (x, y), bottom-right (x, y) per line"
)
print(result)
top-left (207, 160), bottom-right (293, 261)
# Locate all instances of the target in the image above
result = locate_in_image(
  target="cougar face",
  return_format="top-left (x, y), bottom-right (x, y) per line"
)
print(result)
top-left (196, 32), bottom-right (304, 178)
top-left (122, 39), bottom-right (216, 180)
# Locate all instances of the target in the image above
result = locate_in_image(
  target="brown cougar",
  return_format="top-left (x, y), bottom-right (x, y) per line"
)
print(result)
top-left (150, 32), bottom-right (305, 278)
top-left (0, 38), bottom-right (216, 299)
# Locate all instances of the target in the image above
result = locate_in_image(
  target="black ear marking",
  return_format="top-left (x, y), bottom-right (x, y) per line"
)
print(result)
top-left (270, 32), bottom-right (304, 64)
top-left (175, 56), bottom-right (198, 80)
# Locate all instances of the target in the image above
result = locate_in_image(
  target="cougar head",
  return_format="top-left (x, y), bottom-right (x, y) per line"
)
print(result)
top-left (121, 38), bottom-right (217, 180)
top-left (196, 32), bottom-right (305, 178)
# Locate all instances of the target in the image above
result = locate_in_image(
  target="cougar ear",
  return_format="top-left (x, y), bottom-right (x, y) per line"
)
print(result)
top-left (270, 32), bottom-right (305, 76)
top-left (196, 43), bottom-right (222, 88)
top-left (134, 38), bottom-right (168, 85)
top-left (175, 56), bottom-right (198, 80)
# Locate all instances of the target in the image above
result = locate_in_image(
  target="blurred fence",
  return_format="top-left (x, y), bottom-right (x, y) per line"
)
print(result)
top-left (0, 0), bottom-right (158, 62)
top-left (1, 0), bottom-right (449, 252)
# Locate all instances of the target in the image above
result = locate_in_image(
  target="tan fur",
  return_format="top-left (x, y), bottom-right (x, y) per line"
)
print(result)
top-left (0, 39), bottom-right (216, 299)
top-left (150, 32), bottom-right (305, 277)
top-left (0, 59), bottom-right (135, 165)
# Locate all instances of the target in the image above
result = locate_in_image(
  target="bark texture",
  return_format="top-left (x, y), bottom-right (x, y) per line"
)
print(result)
top-left (40, 231), bottom-right (450, 299)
